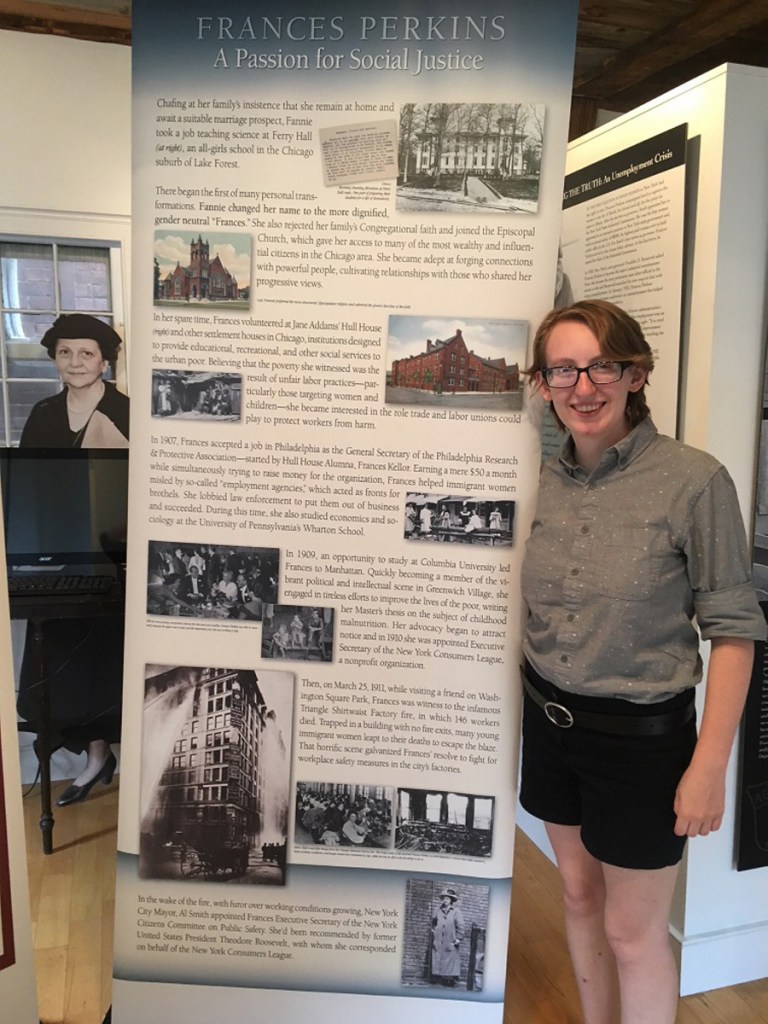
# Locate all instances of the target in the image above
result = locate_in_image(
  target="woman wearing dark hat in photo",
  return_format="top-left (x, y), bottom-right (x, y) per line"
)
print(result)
top-left (430, 886), bottom-right (465, 987)
top-left (17, 313), bottom-right (129, 804)
top-left (20, 313), bottom-right (129, 448)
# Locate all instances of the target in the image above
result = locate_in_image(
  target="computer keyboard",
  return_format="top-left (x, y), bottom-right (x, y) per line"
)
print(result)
top-left (7, 574), bottom-right (116, 597)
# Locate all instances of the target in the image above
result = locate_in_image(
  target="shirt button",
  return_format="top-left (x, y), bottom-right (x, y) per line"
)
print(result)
top-left (566, 613), bottom-right (575, 622)
top-left (570, 568), bottom-right (579, 576)
top-left (560, 654), bottom-right (569, 663)
top-left (580, 525), bottom-right (590, 534)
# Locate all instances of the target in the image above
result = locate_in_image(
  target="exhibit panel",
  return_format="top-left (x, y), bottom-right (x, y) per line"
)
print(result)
top-left (113, 2), bottom-right (580, 1021)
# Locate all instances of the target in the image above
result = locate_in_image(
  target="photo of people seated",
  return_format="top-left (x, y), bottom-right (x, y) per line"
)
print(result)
top-left (146, 541), bottom-right (278, 621)
top-left (295, 782), bottom-right (394, 850)
top-left (403, 493), bottom-right (515, 546)
top-left (261, 605), bottom-right (334, 661)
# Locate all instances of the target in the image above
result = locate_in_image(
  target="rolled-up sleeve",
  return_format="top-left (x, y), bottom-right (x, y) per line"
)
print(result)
top-left (686, 467), bottom-right (766, 641)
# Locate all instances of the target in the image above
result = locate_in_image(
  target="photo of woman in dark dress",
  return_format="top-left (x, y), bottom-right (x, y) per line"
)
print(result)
top-left (20, 313), bottom-right (129, 448)
top-left (17, 313), bottom-right (129, 805)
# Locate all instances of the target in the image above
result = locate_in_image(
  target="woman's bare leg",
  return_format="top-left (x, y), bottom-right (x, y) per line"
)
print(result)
top-left (546, 822), bottom-right (620, 1024)
top-left (603, 860), bottom-right (681, 1024)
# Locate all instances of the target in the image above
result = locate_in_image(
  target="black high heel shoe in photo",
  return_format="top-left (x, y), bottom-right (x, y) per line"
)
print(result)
top-left (56, 751), bottom-right (117, 807)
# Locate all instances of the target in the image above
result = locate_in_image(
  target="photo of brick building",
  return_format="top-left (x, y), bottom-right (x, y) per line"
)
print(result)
top-left (153, 230), bottom-right (250, 306)
top-left (390, 327), bottom-right (519, 395)
top-left (139, 664), bottom-right (293, 885)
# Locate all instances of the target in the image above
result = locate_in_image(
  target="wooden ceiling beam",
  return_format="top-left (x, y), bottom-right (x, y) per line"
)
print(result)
top-left (574, 0), bottom-right (768, 100)
top-left (0, 0), bottom-right (130, 44)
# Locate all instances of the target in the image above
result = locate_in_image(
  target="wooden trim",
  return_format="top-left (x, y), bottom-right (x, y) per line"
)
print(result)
top-left (0, 0), bottom-right (130, 45)
top-left (575, 0), bottom-right (767, 101)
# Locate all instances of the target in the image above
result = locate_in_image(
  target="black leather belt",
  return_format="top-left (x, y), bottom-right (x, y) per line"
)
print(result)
top-left (521, 663), bottom-right (695, 737)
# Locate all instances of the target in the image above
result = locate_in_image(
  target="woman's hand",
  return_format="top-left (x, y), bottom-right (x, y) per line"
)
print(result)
top-left (673, 762), bottom-right (726, 836)
top-left (674, 636), bottom-right (754, 838)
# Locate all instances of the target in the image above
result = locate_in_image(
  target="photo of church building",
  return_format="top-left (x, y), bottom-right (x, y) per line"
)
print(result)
top-left (153, 231), bottom-right (250, 307)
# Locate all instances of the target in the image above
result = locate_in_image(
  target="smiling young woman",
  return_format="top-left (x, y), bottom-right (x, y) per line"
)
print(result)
top-left (519, 299), bottom-right (765, 1024)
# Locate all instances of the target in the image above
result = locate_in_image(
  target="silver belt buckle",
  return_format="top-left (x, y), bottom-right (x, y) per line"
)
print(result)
top-left (544, 700), bottom-right (574, 728)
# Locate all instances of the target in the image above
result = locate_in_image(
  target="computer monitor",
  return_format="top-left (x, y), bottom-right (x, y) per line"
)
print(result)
top-left (0, 448), bottom-right (128, 573)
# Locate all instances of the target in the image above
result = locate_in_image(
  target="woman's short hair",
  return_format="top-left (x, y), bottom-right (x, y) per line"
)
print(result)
top-left (525, 299), bottom-right (654, 430)
top-left (41, 314), bottom-right (122, 361)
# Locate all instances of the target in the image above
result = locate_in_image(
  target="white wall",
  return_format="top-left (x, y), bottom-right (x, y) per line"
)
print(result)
top-left (1, 31), bottom-right (131, 216)
top-left (0, 30), bottom-right (132, 782)
top-left (529, 64), bottom-right (768, 996)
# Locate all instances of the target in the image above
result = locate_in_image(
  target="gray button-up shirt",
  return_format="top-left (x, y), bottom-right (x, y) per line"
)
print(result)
top-left (521, 418), bottom-right (766, 703)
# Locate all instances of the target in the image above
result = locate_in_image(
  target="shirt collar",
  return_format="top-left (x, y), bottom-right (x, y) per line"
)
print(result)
top-left (558, 417), bottom-right (658, 476)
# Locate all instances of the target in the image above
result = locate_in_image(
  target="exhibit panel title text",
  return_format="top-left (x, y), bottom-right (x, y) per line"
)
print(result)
top-left (196, 14), bottom-right (508, 74)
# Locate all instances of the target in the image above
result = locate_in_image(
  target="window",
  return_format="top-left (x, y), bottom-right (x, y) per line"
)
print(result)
top-left (0, 238), bottom-right (123, 446)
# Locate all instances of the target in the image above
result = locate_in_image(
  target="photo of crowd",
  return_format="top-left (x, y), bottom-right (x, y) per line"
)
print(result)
top-left (404, 494), bottom-right (514, 546)
top-left (261, 605), bottom-right (334, 661)
top-left (151, 370), bottom-right (241, 422)
top-left (294, 782), bottom-right (394, 850)
top-left (396, 787), bottom-right (495, 858)
top-left (146, 542), bottom-right (279, 621)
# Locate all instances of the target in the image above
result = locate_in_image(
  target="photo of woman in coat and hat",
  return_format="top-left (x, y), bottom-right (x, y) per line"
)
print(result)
top-left (20, 313), bottom-right (129, 448)
top-left (430, 886), bottom-right (465, 987)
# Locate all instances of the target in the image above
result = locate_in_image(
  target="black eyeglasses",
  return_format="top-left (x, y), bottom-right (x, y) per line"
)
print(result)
top-left (542, 360), bottom-right (634, 388)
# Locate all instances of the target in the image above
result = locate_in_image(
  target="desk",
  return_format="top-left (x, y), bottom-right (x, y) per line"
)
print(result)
top-left (10, 583), bottom-right (125, 854)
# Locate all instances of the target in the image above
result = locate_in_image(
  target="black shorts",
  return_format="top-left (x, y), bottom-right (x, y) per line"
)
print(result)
top-left (519, 672), bottom-right (697, 870)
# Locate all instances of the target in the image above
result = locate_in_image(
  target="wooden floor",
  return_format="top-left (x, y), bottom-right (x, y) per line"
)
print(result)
top-left (24, 777), bottom-right (118, 1024)
top-left (22, 779), bottom-right (768, 1023)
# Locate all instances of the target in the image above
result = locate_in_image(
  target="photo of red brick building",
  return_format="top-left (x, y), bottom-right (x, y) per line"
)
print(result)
top-left (390, 328), bottom-right (519, 394)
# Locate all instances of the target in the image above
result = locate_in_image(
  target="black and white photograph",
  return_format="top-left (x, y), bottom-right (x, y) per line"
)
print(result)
top-left (397, 101), bottom-right (545, 213)
top-left (153, 230), bottom-right (251, 307)
top-left (139, 664), bottom-right (294, 885)
top-left (294, 782), bottom-right (394, 850)
top-left (396, 788), bottom-right (494, 858)
top-left (401, 879), bottom-right (489, 992)
top-left (404, 494), bottom-right (514, 547)
top-left (387, 315), bottom-right (526, 411)
top-left (261, 605), bottom-right (334, 661)
top-left (146, 541), bottom-right (278, 621)
top-left (151, 369), bottom-right (241, 422)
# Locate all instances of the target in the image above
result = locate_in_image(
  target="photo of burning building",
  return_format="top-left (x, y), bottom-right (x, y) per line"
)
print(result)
top-left (139, 664), bottom-right (293, 885)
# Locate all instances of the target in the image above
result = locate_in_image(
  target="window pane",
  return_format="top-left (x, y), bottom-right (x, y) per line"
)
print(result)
top-left (0, 242), bottom-right (55, 311)
top-left (7, 380), bottom-right (60, 445)
top-left (2, 312), bottom-right (58, 379)
top-left (58, 246), bottom-right (112, 311)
